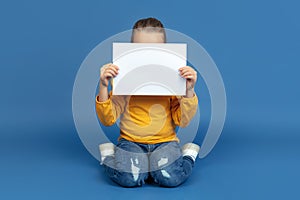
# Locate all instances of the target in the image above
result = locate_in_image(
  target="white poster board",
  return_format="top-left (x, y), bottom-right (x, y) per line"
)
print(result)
top-left (112, 43), bottom-right (187, 95)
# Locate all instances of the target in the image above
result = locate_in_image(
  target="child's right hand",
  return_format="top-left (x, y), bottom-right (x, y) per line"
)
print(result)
top-left (100, 63), bottom-right (119, 87)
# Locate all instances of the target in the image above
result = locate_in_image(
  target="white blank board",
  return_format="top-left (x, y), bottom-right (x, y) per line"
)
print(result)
top-left (112, 43), bottom-right (187, 96)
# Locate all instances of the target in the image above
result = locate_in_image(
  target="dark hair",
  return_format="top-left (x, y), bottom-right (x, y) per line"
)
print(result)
top-left (131, 17), bottom-right (166, 42)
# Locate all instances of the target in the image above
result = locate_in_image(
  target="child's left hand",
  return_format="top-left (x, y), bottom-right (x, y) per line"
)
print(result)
top-left (179, 66), bottom-right (197, 91)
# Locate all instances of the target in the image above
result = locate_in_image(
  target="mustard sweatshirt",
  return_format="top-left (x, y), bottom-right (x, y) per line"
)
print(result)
top-left (95, 93), bottom-right (198, 144)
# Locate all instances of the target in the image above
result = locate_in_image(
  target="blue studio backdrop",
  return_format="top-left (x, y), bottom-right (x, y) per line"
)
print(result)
top-left (0, 0), bottom-right (299, 199)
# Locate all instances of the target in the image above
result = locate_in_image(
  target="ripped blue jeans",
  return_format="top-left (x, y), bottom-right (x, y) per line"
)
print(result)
top-left (103, 138), bottom-right (194, 187)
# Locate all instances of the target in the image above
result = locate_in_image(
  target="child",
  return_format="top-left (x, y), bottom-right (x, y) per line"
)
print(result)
top-left (96, 17), bottom-right (200, 187)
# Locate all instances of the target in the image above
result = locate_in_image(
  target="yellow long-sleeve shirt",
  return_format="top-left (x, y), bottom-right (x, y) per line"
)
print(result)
top-left (95, 93), bottom-right (198, 144)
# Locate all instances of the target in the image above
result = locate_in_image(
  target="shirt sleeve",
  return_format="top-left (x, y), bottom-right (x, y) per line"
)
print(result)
top-left (95, 92), bottom-right (126, 126)
top-left (170, 94), bottom-right (198, 127)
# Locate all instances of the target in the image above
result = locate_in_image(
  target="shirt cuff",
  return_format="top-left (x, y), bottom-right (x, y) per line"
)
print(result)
top-left (181, 93), bottom-right (198, 102)
top-left (95, 95), bottom-right (111, 105)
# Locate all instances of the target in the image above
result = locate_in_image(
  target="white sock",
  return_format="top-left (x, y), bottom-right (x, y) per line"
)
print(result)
top-left (99, 143), bottom-right (115, 164)
top-left (182, 143), bottom-right (200, 162)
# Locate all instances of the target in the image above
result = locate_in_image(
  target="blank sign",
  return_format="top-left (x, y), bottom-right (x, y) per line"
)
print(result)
top-left (112, 43), bottom-right (187, 96)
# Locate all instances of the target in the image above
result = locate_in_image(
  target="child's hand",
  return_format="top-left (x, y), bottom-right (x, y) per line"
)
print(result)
top-left (100, 63), bottom-right (119, 87)
top-left (179, 66), bottom-right (197, 91)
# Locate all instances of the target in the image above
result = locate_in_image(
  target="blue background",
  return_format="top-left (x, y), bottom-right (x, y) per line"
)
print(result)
top-left (1, 0), bottom-right (299, 199)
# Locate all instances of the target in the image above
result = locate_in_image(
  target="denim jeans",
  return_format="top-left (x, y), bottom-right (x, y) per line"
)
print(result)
top-left (103, 138), bottom-right (194, 187)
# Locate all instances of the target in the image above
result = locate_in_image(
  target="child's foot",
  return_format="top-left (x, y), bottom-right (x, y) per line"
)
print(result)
top-left (99, 143), bottom-right (115, 165)
top-left (182, 143), bottom-right (200, 162)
